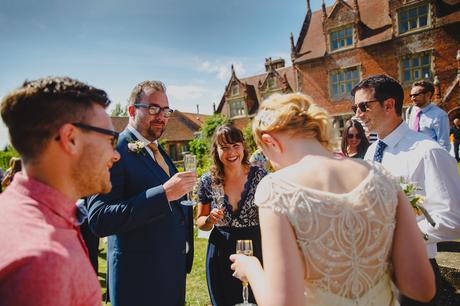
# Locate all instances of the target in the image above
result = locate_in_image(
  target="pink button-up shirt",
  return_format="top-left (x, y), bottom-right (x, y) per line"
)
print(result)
top-left (0, 173), bottom-right (101, 306)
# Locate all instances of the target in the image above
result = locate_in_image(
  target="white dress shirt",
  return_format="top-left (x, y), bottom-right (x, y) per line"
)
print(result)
top-left (405, 103), bottom-right (451, 151)
top-left (365, 122), bottom-right (460, 258)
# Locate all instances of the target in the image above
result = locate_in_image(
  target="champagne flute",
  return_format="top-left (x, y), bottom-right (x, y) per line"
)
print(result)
top-left (211, 183), bottom-right (226, 226)
top-left (180, 154), bottom-right (197, 206)
top-left (235, 240), bottom-right (257, 306)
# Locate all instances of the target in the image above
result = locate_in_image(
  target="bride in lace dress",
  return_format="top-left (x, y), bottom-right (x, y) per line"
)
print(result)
top-left (230, 93), bottom-right (435, 306)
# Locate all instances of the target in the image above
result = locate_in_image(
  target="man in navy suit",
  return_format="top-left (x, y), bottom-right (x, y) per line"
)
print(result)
top-left (88, 80), bottom-right (196, 306)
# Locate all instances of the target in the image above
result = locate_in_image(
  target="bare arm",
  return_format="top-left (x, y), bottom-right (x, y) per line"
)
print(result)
top-left (392, 190), bottom-right (435, 302)
top-left (231, 208), bottom-right (305, 306)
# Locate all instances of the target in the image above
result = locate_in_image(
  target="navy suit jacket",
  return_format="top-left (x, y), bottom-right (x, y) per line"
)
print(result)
top-left (88, 129), bottom-right (194, 306)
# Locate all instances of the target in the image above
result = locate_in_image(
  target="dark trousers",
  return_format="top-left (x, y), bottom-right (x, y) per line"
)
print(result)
top-left (454, 140), bottom-right (460, 162)
top-left (399, 258), bottom-right (440, 306)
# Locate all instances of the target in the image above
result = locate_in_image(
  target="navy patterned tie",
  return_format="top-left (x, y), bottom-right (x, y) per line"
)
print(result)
top-left (373, 140), bottom-right (387, 163)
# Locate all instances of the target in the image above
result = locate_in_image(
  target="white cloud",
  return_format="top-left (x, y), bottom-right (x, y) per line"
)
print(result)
top-left (168, 84), bottom-right (222, 114)
top-left (198, 60), bottom-right (246, 81)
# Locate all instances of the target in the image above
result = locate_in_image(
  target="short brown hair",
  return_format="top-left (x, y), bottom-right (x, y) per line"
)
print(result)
top-left (128, 80), bottom-right (166, 105)
top-left (1, 76), bottom-right (111, 161)
top-left (412, 80), bottom-right (434, 95)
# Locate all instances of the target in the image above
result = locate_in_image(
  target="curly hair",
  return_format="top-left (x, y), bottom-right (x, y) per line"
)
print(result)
top-left (210, 124), bottom-right (250, 185)
top-left (1, 76), bottom-right (111, 161)
top-left (252, 93), bottom-right (334, 151)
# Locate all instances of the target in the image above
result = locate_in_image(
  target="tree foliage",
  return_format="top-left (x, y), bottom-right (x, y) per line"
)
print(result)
top-left (111, 102), bottom-right (128, 117)
top-left (242, 119), bottom-right (257, 154)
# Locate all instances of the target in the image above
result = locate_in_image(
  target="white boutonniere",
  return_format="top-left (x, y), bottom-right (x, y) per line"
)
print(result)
top-left (400, 177), bottom-right (436, 240)
top-left (127, 140), bottom-right (146, 154)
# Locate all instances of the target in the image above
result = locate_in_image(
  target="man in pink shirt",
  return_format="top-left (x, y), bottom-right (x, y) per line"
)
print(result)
top-left (0, 77), bottom-right (120, 306)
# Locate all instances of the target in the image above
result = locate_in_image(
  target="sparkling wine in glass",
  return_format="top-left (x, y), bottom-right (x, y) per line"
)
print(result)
top-left (180, 154), bottom-right (197, 206)
top-left (211, 183), bottom-right (226, 226)
top-left (235, 240), bottom-right (257, 306)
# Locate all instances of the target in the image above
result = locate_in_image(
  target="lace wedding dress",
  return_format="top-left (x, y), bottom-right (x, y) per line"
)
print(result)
top-left (256, 163), bottom-right (400, 306)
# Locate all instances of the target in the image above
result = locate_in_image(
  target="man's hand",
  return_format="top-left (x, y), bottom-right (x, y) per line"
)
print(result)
top-left (163, 171), bottom-right (197, 202)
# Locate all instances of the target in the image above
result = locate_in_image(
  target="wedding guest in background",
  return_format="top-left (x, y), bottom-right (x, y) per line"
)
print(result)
top-left (0, 76), bottom-right (120, 306)
top-left (405, 80), bottom-right (450, 151)
top-left (196, 124), bottom-right (267, 306)
top-left (450, 118), bottom-right (460, 162)
top-left (1, 156), bottom-right (22, 190)
top-left (230, 92), bottom-right (434, 306)
top-left (249, 148), bottom-right (270, 170)
top-left (340, 119), bottom-right (369, 159)
top-left (354, 74), bottom-right (460, 306)
top-left (88, 80), bottom-right (196, 306)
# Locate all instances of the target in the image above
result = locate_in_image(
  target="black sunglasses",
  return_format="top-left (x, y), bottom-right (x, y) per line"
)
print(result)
top-left (409, 91), bottom-right (426, 98)
top-left (351, 100), bottom-right (380, 113)
top-left (134, 103), bottom-right (174, 117)
top-left (347, 133), bottom-right (362, 140)
top-left (72, 123), bottom-right (119, 149)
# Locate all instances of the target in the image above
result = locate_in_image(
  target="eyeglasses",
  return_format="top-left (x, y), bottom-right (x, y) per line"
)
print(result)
top-left (72, 123), bottom-right (119, 149)
top-left (347, 133), bottom-right (362, 140)
top-left (351, 100), bottom-right (380, 113)
top-left (134, 103), bottom-right (174, 117)
top-left (409, 91), bottom-right (426, 98)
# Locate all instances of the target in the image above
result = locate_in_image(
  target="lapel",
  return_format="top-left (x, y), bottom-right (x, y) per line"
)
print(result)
top-left (123, 130), bottom-right (187, 218)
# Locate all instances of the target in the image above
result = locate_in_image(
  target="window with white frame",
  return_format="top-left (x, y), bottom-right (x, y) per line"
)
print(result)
top-left (330, 67), bottom-right (360, 98)
top-left (398, 3), bottom-right (429, 35)
top-left (229, 100), bottom-right (246, 117)
top-left (401, 52), bottom-right (431, 82)
top-left (330, 26), bottom-right (353, 51)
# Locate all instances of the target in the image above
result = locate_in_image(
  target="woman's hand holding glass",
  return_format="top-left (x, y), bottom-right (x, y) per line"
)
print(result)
top-left (210, 183), bottom-right (226, 226)
top-left (231, 240), bottom-right (258, 306)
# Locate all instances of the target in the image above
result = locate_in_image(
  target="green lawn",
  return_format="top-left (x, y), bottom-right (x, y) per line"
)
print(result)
top-left (97, 233), bottom-right (211, 306)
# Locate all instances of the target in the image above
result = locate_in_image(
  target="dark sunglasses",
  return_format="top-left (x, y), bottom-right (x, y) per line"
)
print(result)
top-left (72, 123), bottom-right (119, 149)
top-left (134, 103), bottom-right (174, 117)
top-left (409, 91), bottom-right (426, 98)
top-left (347, 133), bottom-right (362, 140)
top-left (351, 100), bottom-right (380, 113)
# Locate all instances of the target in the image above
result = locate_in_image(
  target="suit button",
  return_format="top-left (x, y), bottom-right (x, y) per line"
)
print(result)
top-left (180, 219), bottom-right (185, 226)
top-left (182, 249), bottom-right (186, 254)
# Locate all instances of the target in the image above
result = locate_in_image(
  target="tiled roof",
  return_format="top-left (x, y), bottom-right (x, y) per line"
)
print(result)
top-left (216, 65), bottom-right (295, 114)
top-left (110, 111), bottom-right (210, 142)
top-left (111, 116), bottom-right (128, 133)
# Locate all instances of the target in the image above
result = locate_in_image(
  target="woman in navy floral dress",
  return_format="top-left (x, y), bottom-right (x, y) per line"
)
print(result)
top-left (196, 124), bottom-right (267, 306)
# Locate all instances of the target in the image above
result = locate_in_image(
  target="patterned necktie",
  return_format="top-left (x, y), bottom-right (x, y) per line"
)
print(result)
top-left (147, 143), bottom-right (170, 177)
top-left (373, 140), bottom-right (387, 163)
top-left (412, 108), bottom-right (422, 132)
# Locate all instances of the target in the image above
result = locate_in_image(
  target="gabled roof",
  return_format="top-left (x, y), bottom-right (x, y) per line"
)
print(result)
top-left (111, 116), bottom-right (129, 133)
top-left (294, 0), bottom-right (392, 63)
top-left (216, 65), bottom-right (295, 114)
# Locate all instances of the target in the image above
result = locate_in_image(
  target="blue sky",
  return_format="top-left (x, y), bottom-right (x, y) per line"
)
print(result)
top-left (0, 0), bottom-right (334, 148)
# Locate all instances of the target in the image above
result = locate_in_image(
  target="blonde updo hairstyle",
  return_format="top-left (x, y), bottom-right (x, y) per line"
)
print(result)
top-left (253, 93), bottom-right (334, 151)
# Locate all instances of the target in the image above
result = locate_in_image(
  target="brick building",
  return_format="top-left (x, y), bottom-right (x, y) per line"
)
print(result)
top-left (111, 111), bottom-right (209, 163)
top-left (215, 58), bottom-right (295, 130)
top-left (291, 0), bottom-right (460, 130)
top-left (217, 0), bottom-right (460, 135)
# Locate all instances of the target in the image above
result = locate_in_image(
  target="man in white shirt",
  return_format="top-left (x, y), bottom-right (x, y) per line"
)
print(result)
top-left (406, 80), bottom-right (451, 151)
top-left (351, 74), bottom-right (460, 306)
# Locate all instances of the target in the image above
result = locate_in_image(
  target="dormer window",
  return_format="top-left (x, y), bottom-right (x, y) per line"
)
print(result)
top-left (267, 76), bottom-right (276, 89)
top-left (398, 2), bottom-right (429, 35)
top-left (330, 26), bottom-right (353, 52)
top-left (229, 99), bottom-right (246, 118)
top-left (230, 84), bottom-right (239, 96)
